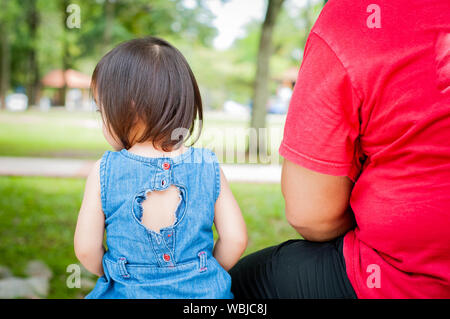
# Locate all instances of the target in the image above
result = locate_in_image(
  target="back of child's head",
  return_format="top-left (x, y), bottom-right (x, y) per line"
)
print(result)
top-left (91, 36), bottom-right (203, 151)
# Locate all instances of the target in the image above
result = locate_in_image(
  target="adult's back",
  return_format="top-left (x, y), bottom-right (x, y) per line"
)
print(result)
top-left (279, 0), bottom-right (450, 298)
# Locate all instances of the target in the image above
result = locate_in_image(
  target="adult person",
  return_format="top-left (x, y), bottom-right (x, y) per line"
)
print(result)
top-left (229, 0), bottom-right (450, 298)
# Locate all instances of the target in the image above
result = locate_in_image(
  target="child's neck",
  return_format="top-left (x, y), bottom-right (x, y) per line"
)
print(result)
top-left (127, 142), bottom-right (187, 158)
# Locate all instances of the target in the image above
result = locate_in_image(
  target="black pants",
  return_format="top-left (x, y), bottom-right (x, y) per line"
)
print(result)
top-left (229, 236), bottom-right (357, 299)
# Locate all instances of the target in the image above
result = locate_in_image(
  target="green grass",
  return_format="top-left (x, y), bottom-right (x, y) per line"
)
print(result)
top-left (0, 110), bottom-right (110, 159)
top-left (0, 109), bottom-right (285, 163)
top-left (0, 177), bottom-right (87, 298)
top-left (0, 176), bottom-right (298, 299)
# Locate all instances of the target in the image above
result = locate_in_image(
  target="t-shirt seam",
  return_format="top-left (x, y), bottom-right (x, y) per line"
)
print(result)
top-left (309, 31), bottom-right (364, 102)
top-left (281, 141), bottom-right (353, 168)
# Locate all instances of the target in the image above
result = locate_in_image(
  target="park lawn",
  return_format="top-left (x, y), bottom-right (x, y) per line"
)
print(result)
top-left (0, 176), bottom-right (299, 299)
top-left (0, 110), bottom-right (110, 159)
top-left (0, 109), bottom-right (285, 162)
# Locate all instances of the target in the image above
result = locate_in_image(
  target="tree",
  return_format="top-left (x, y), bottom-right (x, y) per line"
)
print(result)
top-left (301, 0), bottom-right (313, 48)
top-left (25, 0), bottom-right (40, 106)
top-left (0, 0), bottom-right (11, 109)
top-left (249, 0), bottom-right (285, 156)
top-left (1, 0), bottom-right (218, 107)
top-left (102, 0), bottom-right (115, 52)
top-left (60, 0), bottom-right (71, 106)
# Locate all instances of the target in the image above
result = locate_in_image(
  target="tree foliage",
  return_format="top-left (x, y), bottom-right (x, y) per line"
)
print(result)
top-left (0, 0), bottom-right (321, 110)
top-left (0, 0), bottom-right (217, 105)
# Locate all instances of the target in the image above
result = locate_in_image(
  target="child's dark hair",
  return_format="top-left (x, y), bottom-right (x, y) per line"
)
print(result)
top-left (91, 36), bottom-right (203, 151)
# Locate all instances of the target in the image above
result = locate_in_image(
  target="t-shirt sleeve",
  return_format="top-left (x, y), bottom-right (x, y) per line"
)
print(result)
top-left (279, 32), bottom-right (363, 182)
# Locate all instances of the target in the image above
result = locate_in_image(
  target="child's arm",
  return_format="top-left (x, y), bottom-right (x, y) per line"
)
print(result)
top-left (213, 168), bottom-right (248, 271)
top-left (74, 160), bottom-right (105, 277)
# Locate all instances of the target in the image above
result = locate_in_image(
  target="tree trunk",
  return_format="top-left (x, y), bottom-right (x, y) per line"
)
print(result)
top-left (60, 0), bottom-right (70, 106)
top-left (26, 0), bottom-right (40, 107)
top-left (0, 2), bottom-right (10, 110)
top-left (103, 0), bottom-right (115, 51)
top-left (249, 0), bottom-right (284, 157)
top-left (301, 0), bottom-right (313, 48)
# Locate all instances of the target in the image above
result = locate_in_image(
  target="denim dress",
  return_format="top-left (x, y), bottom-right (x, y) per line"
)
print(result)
top-left (85, 147), bottom-right (233, 299)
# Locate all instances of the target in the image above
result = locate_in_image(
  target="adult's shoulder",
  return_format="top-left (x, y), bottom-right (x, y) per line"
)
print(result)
top-left (312, 0), bottom-right (368, 42)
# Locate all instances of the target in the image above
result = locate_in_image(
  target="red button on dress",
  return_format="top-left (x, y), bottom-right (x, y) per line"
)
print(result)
top-left (162, 162), bottom-right (170, 170)
top-left (163, 254), bottom-right (170, 262)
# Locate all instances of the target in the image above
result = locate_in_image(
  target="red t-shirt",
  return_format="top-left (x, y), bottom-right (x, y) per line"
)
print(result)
top-left (279, 0), bottom-right (450, 298)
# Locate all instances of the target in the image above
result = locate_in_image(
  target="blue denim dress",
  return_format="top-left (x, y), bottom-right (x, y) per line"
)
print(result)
top-left (85, 147), bottom-right (233, 299)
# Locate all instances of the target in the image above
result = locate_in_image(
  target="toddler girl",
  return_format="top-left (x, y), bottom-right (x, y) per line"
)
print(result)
top-left (74, 37), bottom-right (247, 299)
